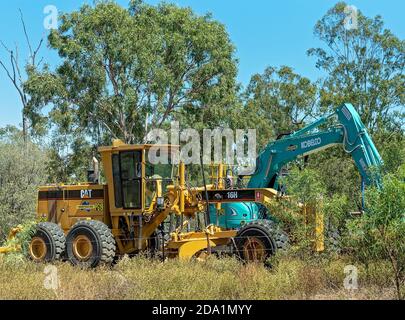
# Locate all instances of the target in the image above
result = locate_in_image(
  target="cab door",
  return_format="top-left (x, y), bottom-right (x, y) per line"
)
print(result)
top-left (111, 150), bottom-right (143, 210)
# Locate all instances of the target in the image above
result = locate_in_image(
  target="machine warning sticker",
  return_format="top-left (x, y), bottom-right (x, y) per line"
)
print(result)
top-left (77, 201), bottom-right (103, 212)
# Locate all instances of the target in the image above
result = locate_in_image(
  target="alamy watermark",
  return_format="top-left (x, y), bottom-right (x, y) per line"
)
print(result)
top-left (146, 122), bottom-right (257, 174)
top-left (43, 5), bottom-right (58, 30)
top-left (43, 265), bottom-right (60, 293)
top-left (343, 265), bottom-right (358, 290)
top-left (344, 5), bottom-right (358, 30)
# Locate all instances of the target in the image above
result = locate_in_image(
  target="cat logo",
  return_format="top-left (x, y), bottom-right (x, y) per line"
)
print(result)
top-left (80, 189), bottom-right (93, 199)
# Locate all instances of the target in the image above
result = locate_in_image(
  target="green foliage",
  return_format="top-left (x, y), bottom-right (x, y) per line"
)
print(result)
top-left (304, 1), bottom-right (404, 208)
top-left (25, 0), bottom-right (237, 144)
top-left (267, 199), bottom-right (312, 257)
top-left (46, 133), bottom-right (94, 183)
top-left (268, 167), bottom-right (326, 256)
top-left (323, 193), bottom-right (351, 231)
top-left (242, 66), bottom-right (318, 150)
top-left (23, 0), bottom-right (238, 181)
top-left (307, 148), bottom-right (362, 209)
top-left (346, 166), bottom-right (405, 299)
top-left (281, 166), bottom-right (326, 205)
top-left (308, 2), bottom-right (404, 133)
top-left (0, 128), bottom-right (48, 240)
top-left (20, 0), bottom-right (404, 187)
top-left (376, 130), bottom-right (405, 175)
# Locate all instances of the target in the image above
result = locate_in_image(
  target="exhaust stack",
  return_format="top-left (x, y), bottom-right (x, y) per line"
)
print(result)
top-left (87, 157), bottom-right (100, 183)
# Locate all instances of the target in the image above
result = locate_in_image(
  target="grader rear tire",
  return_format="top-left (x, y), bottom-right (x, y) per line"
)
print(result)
top-left (66, 220), bottom-right (116, 268)
top-left (234, 220), bottom-right (289, 263)
top-left (28, 222), bottom-right (66, 263)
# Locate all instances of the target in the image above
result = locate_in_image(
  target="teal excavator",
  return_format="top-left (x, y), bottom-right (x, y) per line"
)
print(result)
top-left (210, 103), bottom-right (383, 229)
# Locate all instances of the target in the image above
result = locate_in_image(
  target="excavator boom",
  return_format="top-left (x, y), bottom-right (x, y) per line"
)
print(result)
top-left (249, 103), bottom-right (383, 189)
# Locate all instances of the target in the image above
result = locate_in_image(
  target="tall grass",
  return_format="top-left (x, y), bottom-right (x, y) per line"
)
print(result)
top-left (0, 254), bottom-right (398, 300)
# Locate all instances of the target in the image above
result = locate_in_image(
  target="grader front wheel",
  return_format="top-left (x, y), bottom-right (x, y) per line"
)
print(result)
top-left (66, 220), bottom-right (116, 268)
top-left (241, 237), bottom-right (267, 262)
top-left (234, 220), bottom-right (289, 263)
top-left (29, 237), bottom-right (47, 261)
top-left (28, 222), bottom-right (66, 263)
top-left (72, 235), bottom-right (94, 261)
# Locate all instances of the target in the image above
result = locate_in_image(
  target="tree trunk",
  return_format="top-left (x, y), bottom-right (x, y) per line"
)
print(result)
top-left (22, 114), bottom-right (27, 145)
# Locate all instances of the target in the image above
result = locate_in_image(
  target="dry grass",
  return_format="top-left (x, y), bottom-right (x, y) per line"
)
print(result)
top-left (0, 254), bottom-right (399, 300)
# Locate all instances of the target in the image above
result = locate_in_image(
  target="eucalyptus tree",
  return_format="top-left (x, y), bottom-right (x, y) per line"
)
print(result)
top-left (25, 1), bottom-right (238, 146)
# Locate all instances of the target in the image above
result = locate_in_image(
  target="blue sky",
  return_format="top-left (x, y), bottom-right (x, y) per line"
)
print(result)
top-left (0, 0), bottom-right (404, 128)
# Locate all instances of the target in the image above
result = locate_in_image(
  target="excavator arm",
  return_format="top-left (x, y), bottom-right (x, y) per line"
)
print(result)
top-left (248, 103), bottom-right (383, 189)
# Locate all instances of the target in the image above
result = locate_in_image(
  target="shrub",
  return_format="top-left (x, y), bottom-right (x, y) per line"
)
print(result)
top-left (0, 128), bottom-right (48, 240)
top-left (345, 165), bottom-right (405, 299)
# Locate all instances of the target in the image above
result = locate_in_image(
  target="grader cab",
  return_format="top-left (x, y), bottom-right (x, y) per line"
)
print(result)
top-left (3, 139), bottom-right (323, 268)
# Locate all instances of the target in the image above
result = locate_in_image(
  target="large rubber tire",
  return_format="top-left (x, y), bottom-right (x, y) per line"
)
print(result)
top-left (66, 220), bottom-right (116, 268)
top-left (234, 220), bottom-right (289, 263)
top-left (28, 222), bottom-right (65, 263)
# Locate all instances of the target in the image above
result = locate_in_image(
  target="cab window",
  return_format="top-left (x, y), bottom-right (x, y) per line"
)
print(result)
top-left (112, 151), bottom-right (142, 209)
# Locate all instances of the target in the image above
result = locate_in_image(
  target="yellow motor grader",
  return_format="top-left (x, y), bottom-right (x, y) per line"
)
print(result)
top-left (0, 139), bottom-right (322, 267)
